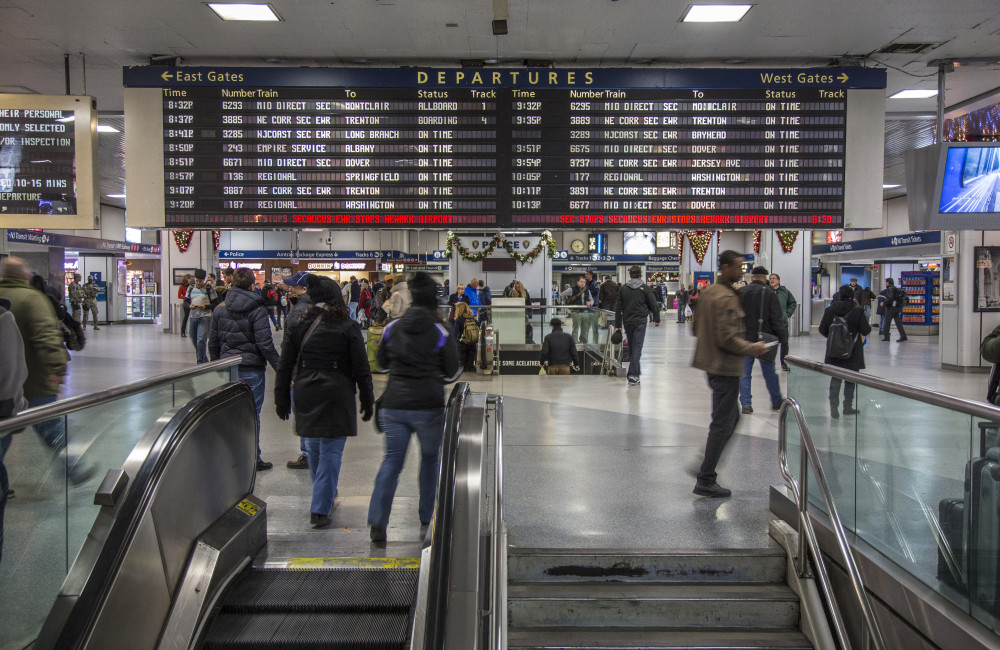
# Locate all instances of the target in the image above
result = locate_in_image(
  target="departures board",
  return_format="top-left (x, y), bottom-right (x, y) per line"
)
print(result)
top-left (123, 67), bottom-right (886, 230)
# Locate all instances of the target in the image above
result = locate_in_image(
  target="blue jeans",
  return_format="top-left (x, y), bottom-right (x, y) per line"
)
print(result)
top-left (740, 356), bottom-right (783, 408)
top-left (304, 436), bottom-right (347, 516)
top-left (266, 307), bottom-right (279, 327)
top-left (27, 395), bottom-right (65, 450)
top-left (368, 408), bottom-right (445, 528)
top-left (624, 321), bottom-right (647, 382)
top-left (677, 304), bottom-right (686, 322)
top-left (237, 367), bottom-right (266, 462)
top-left (348, 301), bottom-right (359, 321)
top-left (189, 317), bottom-right (210, 363)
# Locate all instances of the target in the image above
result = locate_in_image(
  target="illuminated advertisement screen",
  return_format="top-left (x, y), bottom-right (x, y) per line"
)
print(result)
top-left (623, 231), bottom-right (656, 254)
top-left (0, 94), bottom-right (98, 228)
top-left (938, 145), bottom-right (1000, 213)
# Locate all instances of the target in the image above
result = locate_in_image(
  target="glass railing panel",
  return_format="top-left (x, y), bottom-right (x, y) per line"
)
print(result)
top-left (0, 361), bottom-right (238, 650)
top-left (784, 358), bottom-right (986, 626)
top-left (1, 412), bottom-right (70, 648)
top-left (785, 363), bottom-right (856, 528)
top-left (852, 385), bottom-right (974, 609)
top-left (64, 385), bottom-right (177, 567)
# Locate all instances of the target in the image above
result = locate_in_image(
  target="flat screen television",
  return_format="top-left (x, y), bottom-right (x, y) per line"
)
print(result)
top-left (0, 94), bottom-right (99, 229)
top-left (931, 142), bottom-right (1000, 230)
top-left (623, 231), bottom-right (655, 255)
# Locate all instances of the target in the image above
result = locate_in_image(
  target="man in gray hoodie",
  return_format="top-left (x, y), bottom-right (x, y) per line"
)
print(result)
top-left (613, 265), bottom-right (660, 386)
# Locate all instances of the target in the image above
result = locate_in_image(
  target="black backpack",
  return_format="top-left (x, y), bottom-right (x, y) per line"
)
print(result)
top-left (826, 313), bottom-right (857, 360)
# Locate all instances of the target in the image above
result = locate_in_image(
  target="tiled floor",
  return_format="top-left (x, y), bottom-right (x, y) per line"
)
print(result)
top-left (0, 314), bottom-right (987, 646)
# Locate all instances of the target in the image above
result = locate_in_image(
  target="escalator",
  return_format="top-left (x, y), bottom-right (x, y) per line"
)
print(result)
top-left (200, 565), bottom-right (418, 649)
top-left (33, 381), bottom-right (493, 650)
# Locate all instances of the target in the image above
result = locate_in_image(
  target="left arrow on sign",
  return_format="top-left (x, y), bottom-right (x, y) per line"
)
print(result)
top-left (161, 71), bottom-right (174, 81)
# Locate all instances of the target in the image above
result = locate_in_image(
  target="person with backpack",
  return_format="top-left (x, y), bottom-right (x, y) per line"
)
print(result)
top-left (262, 282), bottom-right (280, 330)
top-left (880, 278), bottom-right (908, 342)
top-left (819, 285), bottom-right (872, 418)
top-left (453, 301), bottom-right (479, 372)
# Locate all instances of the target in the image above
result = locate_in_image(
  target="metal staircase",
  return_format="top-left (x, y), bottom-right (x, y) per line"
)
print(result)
top-left (506, 548), bottom-right (813, 650)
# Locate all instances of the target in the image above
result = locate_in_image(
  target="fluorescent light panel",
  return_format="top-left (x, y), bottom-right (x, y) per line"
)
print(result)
top-left (107, 194), bottom-right (127, 198)
top-left (889, 89), bottom-right (938, 99)
top-left (882, 184), bottom-right (901, 189)
top-left (97, 125), bottom-right (119, 133)
top-left (208, 3), bottom-right (281, 21)
top-left (682, 4), bottom-right (752, 22)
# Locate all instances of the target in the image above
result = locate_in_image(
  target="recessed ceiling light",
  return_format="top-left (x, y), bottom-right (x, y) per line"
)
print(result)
top-left (106, 194), bottom-right (127, 198)
top-left (889, 89), bottom-right (938, 99)
top-left (882, 184), bottom-right (901, 189)
top-left (682, 4), bottom-right (752, 22)
top-left (207, 3), bottom-right (281, 21)
top-left (97, 125), bottom-right (120, 133)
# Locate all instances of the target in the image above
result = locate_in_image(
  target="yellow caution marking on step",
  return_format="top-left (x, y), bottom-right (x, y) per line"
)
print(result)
top-left (285, 557), bottom-right (421, 569)
top-left (236, 499), bottom-right (260, 516)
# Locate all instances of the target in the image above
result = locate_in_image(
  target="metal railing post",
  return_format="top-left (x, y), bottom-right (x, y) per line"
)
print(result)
top-left (779, 397), bottom-right (886, 650)
top-left (798, 442), bottom-right (811, 579)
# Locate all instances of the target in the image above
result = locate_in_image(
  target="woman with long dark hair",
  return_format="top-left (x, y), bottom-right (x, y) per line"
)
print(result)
top-left (368, 272), bottom-right (460, 542)
top-left (275, 275), bottom-right (374, 528)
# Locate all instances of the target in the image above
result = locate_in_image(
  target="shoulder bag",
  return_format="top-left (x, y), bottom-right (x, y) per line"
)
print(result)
top-left (757, 287), bottom-right (780, 363)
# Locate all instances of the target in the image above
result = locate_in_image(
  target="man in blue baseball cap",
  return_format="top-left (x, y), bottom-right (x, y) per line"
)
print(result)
top-left (280, 271), bottom-right (313, 469)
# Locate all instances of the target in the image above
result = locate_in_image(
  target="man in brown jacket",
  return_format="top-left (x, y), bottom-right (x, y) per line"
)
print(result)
top-left (691, 250), bottom-right (768, 498)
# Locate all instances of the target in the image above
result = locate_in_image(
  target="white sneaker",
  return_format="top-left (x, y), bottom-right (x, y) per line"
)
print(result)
top-left (627, 377), bottom-right (640, 386)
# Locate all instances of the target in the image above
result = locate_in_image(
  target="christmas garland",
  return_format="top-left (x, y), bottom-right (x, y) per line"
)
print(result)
top-left (777, 230), bottom-right (799, 253)
top-left (212, 230), bottom-right (221, 251)
top-left (173, 230), bottom-right (194, 253)
top-left (649, 271), bottom-right (667, 283)
top-left (677, 232), bottom-right (684, 265)
top-left (685, 230), bottom-right (714, 265)
top-left (753, 230), bottom-right (762, 254)
top-left (446, 231), bottom-right (556, 264)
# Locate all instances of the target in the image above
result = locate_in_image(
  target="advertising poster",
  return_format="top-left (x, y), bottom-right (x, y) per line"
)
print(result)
top-left (974, 247), bottom-right (1000, 312)
top-left (941, 256), bottom-right (956, 304)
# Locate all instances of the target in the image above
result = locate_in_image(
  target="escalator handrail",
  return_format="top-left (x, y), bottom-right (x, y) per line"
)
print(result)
top-left (39, 382), bottom-right (256, 650)
top-left (0, 356), bottom-right (241, 435)
top-left (423, 381), bottom-right (471, 650)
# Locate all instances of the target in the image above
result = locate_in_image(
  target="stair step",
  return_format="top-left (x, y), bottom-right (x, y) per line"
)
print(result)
top-left (507, 626), bottom-right (813, 649)
top-left (508, 583), bottom-right (799, 628)
top-left (507, 548), bottom-right (786, 583)
top-left (202, 611), bottom-right (411, 649)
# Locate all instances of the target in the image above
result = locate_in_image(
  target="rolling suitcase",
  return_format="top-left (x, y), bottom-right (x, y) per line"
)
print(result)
top-left (968, 448), bottom-right (1000, 617)
top-left (937, 497), bottom-right (966, 591)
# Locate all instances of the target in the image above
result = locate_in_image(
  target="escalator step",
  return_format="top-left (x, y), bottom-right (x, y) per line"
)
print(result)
top-left (202, 611), bottom-right (411, 649)
top-left (219, 568), bottom-right (419, 614)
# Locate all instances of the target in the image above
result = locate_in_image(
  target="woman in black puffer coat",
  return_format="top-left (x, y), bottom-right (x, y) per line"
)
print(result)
top-left (274, 276), bottom-right (374, 529)
top-left (367, 272), bottom-right (461, 543)
top-left (818, 284), bottom-right (872, 418)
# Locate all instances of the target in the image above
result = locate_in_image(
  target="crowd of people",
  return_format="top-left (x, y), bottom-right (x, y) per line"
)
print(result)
top-left (0, 251), bottom-right (945, 559)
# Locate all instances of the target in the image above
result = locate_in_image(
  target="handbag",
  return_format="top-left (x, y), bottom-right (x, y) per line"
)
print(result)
top-left (757, 288), bottom-right (780, 363)
top-left (610, 328), bottom-right (623, 345)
